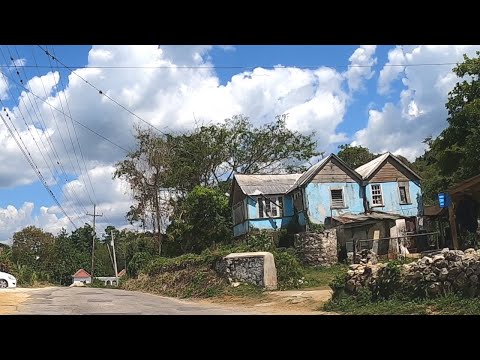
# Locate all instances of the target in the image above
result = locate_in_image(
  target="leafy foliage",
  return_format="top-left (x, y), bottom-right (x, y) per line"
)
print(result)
top-left (165, 186), bottom-right (232, 255)
top-left (337, 144), bottom-right (376, 169)
top-left (413, 52), bottom-right (480, 203)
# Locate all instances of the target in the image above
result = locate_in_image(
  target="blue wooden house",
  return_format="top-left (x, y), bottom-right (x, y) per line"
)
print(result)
top-left (355, 152), bottom-right (422, 217)
top-left (230, 173), bottom-right (301, 237)
top-left (230, 154), bottom-right (365, 237)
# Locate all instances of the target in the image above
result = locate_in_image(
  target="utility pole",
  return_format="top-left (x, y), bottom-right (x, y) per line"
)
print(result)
top-left (87, 204), bottom-right (103, 282)
top-left (111, 231), bottom-right (119, 286)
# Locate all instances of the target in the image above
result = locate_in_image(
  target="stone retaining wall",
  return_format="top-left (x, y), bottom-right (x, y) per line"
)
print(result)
top-left (294, 230), bottom-right (337, 267)
top-left (345, 248), bottom-right (480, 297)
top-left (219, 252), bottom-right (277, 290)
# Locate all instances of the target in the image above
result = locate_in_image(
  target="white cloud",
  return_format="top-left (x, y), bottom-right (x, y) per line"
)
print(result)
top-left (377, 46), bottom-right (406, 95)
top-left (0, 71), bottom-right (8, 100)
top-left (353, 45), bottom-right (480, 160)
top-left (344, 45), bottom-right (377, 92)
top-left (0, 45), bottom-right (373, 236)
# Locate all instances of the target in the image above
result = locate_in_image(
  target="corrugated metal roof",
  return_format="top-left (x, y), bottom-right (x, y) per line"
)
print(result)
top-left (355, 153), bottom-right (390, 179)
top-left (234, 173), bottom-right (302, 195)
top-left (423, 205), bottom-right (447, 217)
top-left (355, 152), bottom-right (422, 181)
top-left (330, 211), bottom-right (407, 224)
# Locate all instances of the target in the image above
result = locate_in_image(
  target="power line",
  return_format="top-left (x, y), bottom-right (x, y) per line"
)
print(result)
top-left (0, 66), bottom-right (130, 153)
top-left (2, 47), bottom-right (89, 221)
top-left (0, 62), bottom-right (461, 70)
top-left (8, 46), bottom-right (89, 218)
top-left (38, 45), bottom-right (172, 136)
top-left (0, 49), bottom-right (86, 223)
top-left (41, 45), bottom-right (95, 207)
top-left (46, 45), bottom-right (114, 225)
top-left (0, 109), bottom-right (78, 230)
top-left (27, 45), bottom-right (91, 216)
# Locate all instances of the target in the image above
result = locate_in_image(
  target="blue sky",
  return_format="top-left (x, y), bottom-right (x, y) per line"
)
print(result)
top-left (0, 45), bottom-right (478, 242)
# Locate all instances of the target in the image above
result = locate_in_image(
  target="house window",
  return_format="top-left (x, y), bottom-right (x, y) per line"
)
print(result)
top-left (258, 196), bottom-right (284, 218)
top-left (330, 189), bottom-right (345, 209)
top-left (233, 201), bottom-right (245, 225)
top-left (398, 181), bottom-right (411, 204)
top-left (371, 184), bottom-right (383, 206)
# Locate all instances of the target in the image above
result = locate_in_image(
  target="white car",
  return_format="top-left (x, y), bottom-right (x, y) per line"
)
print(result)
top-left (0, 271), bottom-right (16, 288)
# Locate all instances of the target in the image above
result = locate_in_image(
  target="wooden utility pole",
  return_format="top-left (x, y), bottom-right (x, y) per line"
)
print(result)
top-left (111, 231), bottom-right (119, 286)
top-left (87, 204), bottom-right (103, 282)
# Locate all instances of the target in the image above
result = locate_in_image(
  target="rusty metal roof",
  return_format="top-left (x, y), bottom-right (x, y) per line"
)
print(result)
top-left (423, 205), bottom-right (447, 217)
top-left (329, 211), bottom-right (408, 225)
top-left (234, 173), bottom-right (302, 195)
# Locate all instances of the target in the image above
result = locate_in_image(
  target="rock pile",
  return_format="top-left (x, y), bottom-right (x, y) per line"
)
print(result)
top-left (348, 249), bottom-right (379, 265)
top-left (344, 248), bottom-right (480, 297)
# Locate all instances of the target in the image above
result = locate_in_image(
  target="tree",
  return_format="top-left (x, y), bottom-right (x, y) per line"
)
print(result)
top-left (165, 186), bottom-right (232, 255)
top-left (51, 228), bottom-right (90, 285)
top-left (413, 51), bottom-right (480, 202)
top-left (434, 51), bottom-right (480, 183)
top-left (115, 114), bottom-right (319, 255)
top-left (11, 226), bottom-right (54, 271)
top-left (114, 126), bottom-right (174, 255)
top-left (337, 144), bottom-right (376, 168)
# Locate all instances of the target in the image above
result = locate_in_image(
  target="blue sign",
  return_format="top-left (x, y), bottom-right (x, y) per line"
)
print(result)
top-left (438, 192), bottom-right (451, 208)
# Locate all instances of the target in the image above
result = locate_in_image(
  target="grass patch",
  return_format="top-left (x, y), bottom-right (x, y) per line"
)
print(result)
top-left (300, 264), bottom-right (348, 289)
top-left (224, 283), bottom-right (266, 298)
top-left (121, 265), bottom-right (230, 298)
top-left (323, 292), bottom-right (480, 315)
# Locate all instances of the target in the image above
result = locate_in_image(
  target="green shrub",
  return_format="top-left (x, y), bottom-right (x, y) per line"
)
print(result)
top-left (275, 251), bottom-right (305, 290)
top-left (127, 251), bottom-right (154, 277)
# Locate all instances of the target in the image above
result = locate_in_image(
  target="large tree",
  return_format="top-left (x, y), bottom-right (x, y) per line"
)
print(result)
top-left (434, 51), bottom-right (480, 183)
top-left (413, 51), bottom-right (480, 203)
top-left (115, 114), bottom-right (318, 255)
top-left (11, 226), bottom-right (54, 271)
top-left (337, 144), bottom-right (376, 168)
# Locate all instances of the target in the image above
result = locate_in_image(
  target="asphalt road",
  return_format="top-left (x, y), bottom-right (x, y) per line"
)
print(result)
top-left (14, 287), bottom-right (255, 315)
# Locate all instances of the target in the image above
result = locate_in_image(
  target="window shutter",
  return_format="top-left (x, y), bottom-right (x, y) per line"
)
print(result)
top-left (331, 189), bottom-right (344, 208)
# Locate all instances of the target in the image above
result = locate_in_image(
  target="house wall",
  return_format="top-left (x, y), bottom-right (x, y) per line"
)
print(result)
top-left (233, 221), bottom-right (249, 237)
top-left (311, 158), bottom-right (357, 183)
top-left (73, 277), bottom-right (91, 284)
top-left (304, 182), bottom-right (364, 224)
top-left (246, 195), bottom-right (295, 231)
top-left (366, 181), bottom-right (421, 217)
top-left (369, 159), bottom-right (412, 183)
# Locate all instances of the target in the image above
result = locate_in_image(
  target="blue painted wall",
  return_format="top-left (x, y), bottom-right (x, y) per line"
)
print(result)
top-left (233, 221), bottom-right (248, 237)
top-left (304, 182), bottom-right (364, 224)
top-left (366, 181), bottom-right (421, 217)
top-left (246, 194), bottom-right (295, 232)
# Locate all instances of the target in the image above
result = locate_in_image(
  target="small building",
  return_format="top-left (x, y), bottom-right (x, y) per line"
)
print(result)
top-left (230, 173), bottom-right (301, 237)
top-left (72, 269), bottom-right (92, 284)
top-left (355, 152), bottom-right (422, 217)
top-left (287, 153), bottom-right (365, 227)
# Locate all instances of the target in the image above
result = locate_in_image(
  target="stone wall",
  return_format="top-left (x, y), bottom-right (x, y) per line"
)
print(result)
top-left (294, 230), bottom-right (338, 267)
top-left (219, 252), bottom-right (277, 290)
top-left (345, 248), bottom-right (480, 297)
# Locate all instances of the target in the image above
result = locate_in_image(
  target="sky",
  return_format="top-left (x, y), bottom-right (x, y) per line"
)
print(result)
top-left (0, 44), bottom-right (479, 243)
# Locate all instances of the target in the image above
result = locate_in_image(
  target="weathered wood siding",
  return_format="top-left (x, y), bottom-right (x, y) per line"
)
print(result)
top-left (369, 159), bottom-right (414, 183)
top-left (232, 180), bottom-right (246, 204)
top-left (312, 158), bottom-right (357, 183)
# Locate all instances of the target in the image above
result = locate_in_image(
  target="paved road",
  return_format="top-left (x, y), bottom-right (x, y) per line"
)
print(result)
top-left (14, 287), bottom-right (255, 315)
